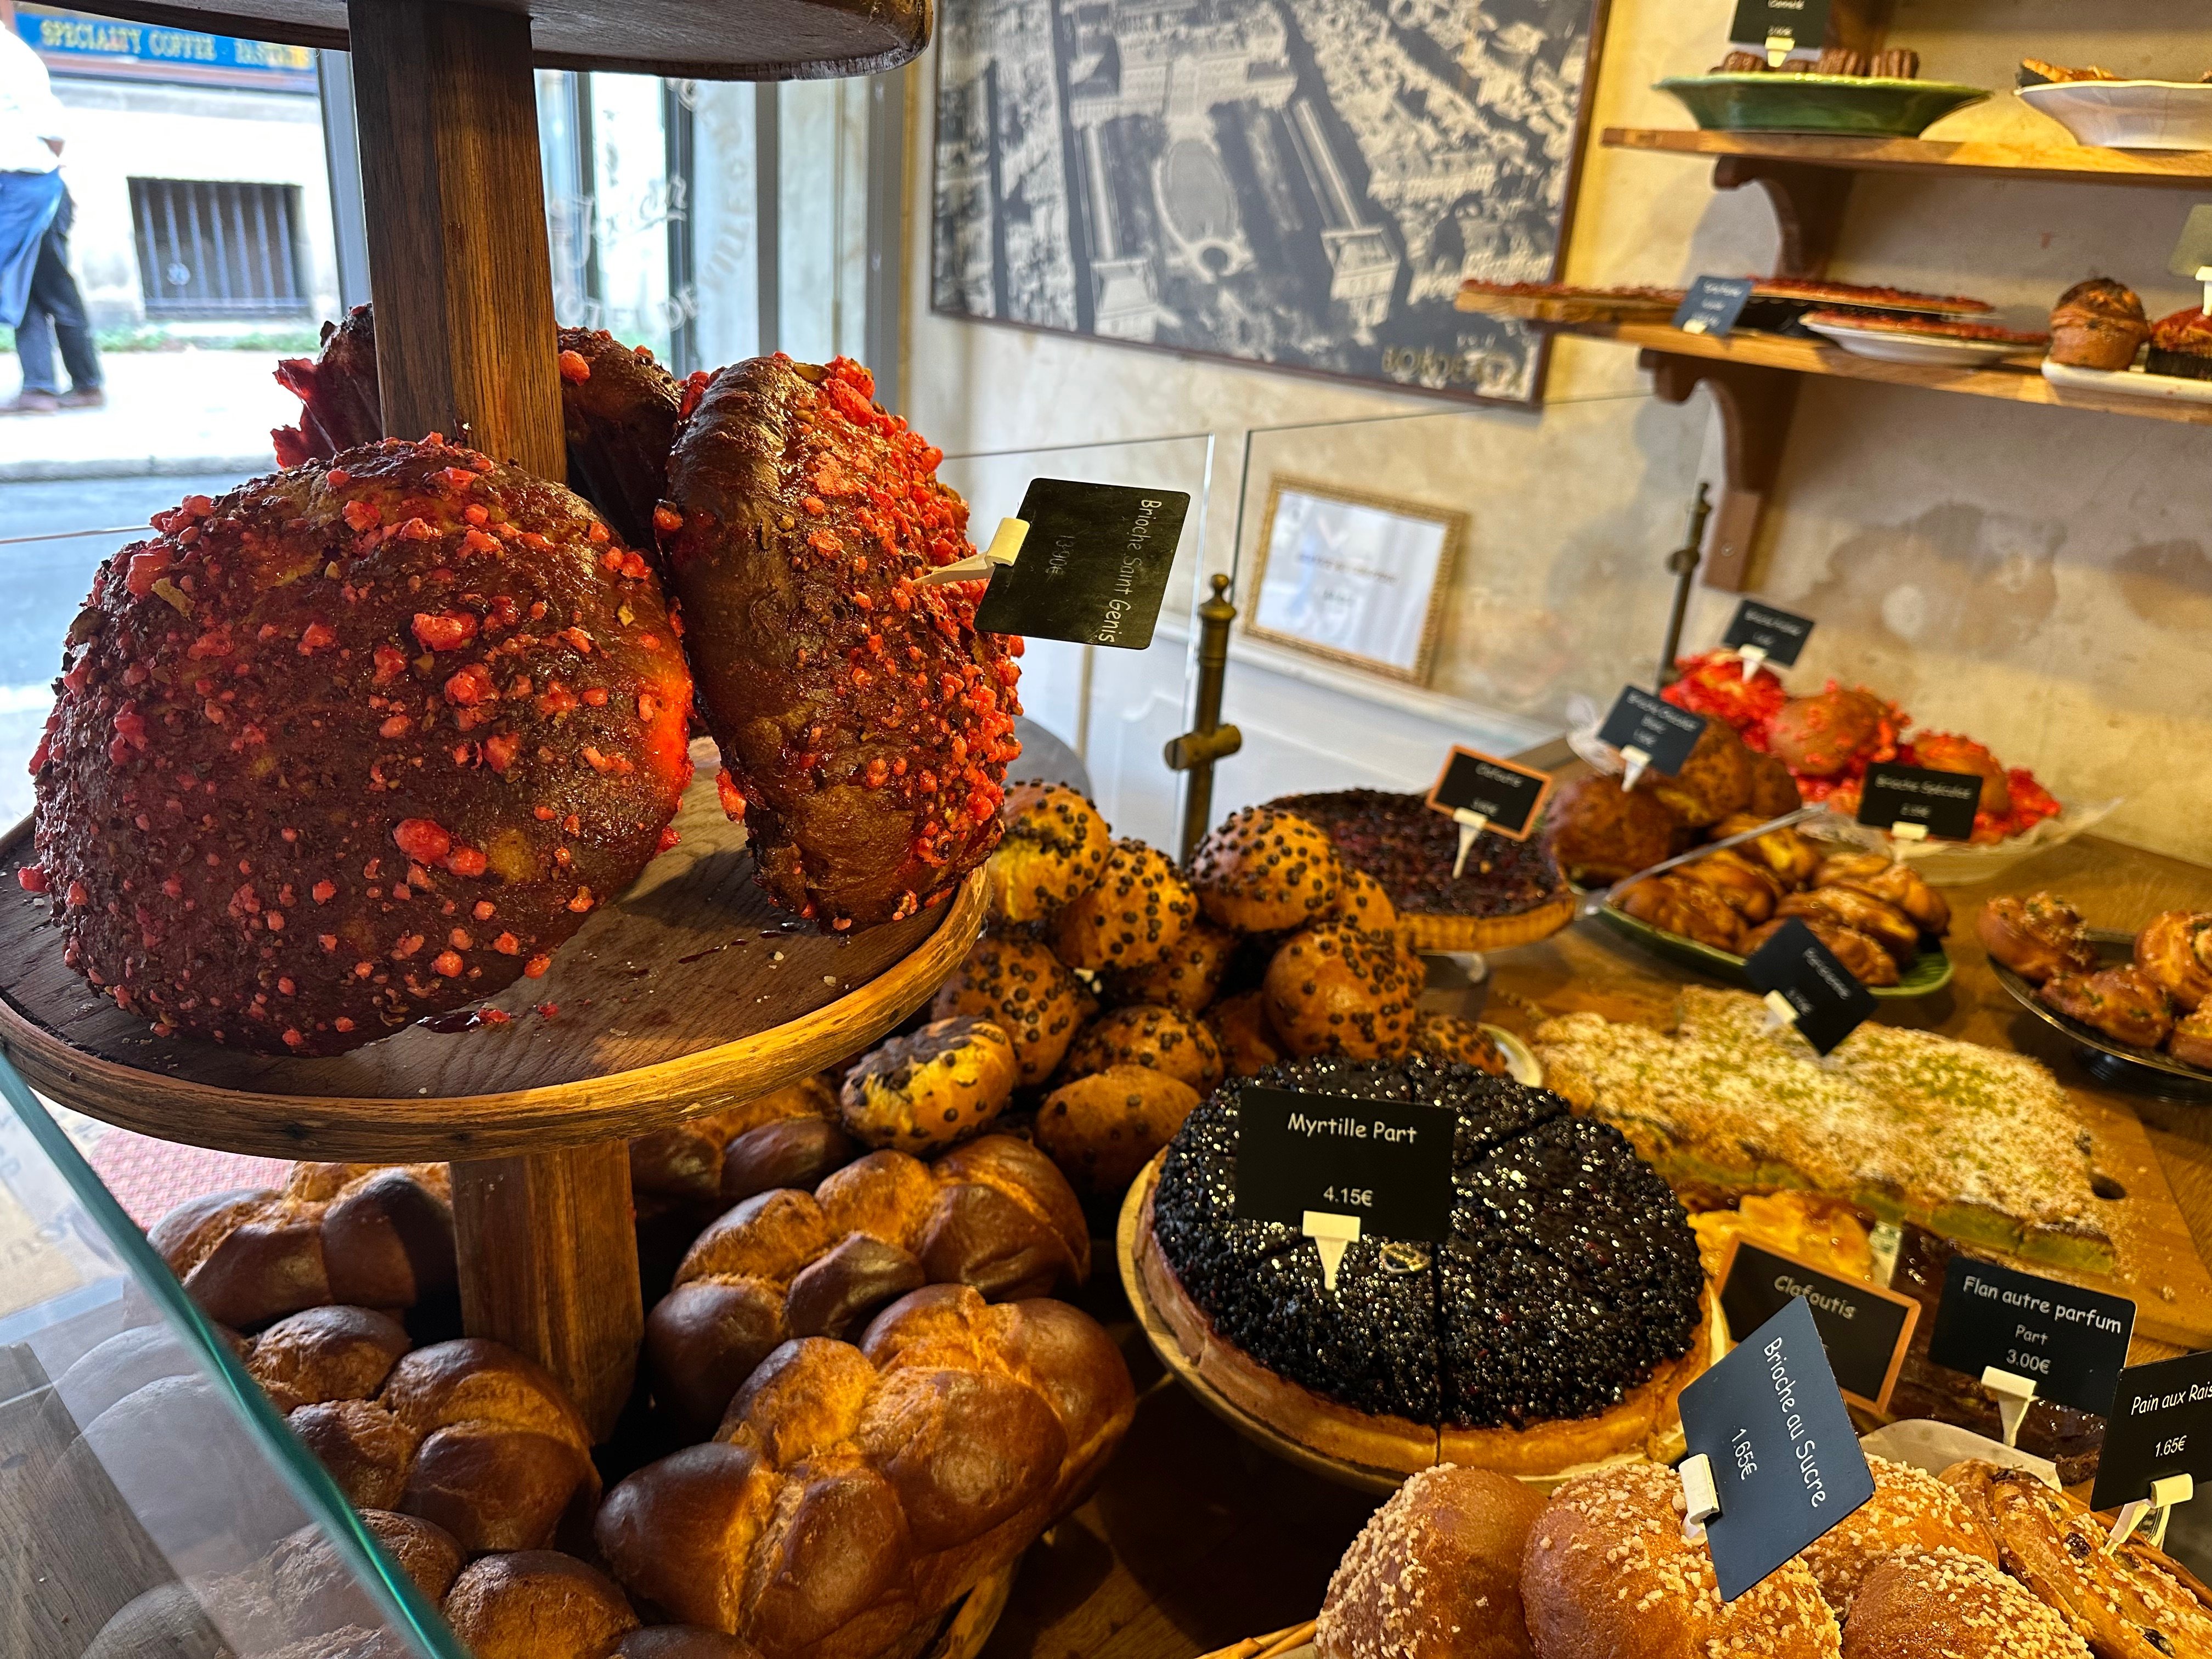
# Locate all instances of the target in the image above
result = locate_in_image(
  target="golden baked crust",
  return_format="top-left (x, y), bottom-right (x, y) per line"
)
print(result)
top-left (1841, 1549), bottom-right (2089, 1659)
top-left (1189, 806), bottom-right (1342, 932)
top-left (989, 783), bottom-right (1110, 923)
top-left (1264, 920), bottom-right (1424, 1058)
top-left (1522, 1463), bottom-right (1843, 1659)
top-left (931, 930), bottom-right (1097, 1085)
top-left (442, 1551), bottom-right (640, 1659)
top-left (1545, 775), bottom-right (1683, 885)
top-left (1798, 1454), bottom-right (1997, 1616)
top-left (1136, 1176), bottom-right (1712, 1479)
top-left (1953, 1464), bottom-right (2212, 1659)
top-left (1206, 988), bottom-right (1286, 1079)
top-left (630, 1079), bottom-right (838, 1206)
top-left (1638, 718), bottom-right (1754, 828)
top-left (1104, 919), bottom-right (1237, 1013)
top-left (1038, 1066), bottom-right (1201, 1195)
top-left (1533, 989), bottom-right (2113, 1271)
top-left (1401, 892), bottom-right (1575, 953)
top-left (1047, 838), bottom-right (1197, 972)
top-left (1410, 1012), bottom-right (1507, 1074)
top-left (1135, 1178), bottom-right (1437, 1474)
top-left (1061, 1002), bottom-right (1225, 1094)
top-left (839, 1018), bottom-right (1018, 1153)
top-left (1317, 1465), bottom-right (1545, 1659)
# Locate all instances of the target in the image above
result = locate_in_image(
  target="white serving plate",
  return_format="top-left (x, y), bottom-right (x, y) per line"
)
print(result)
top-left (1803, 317), bottom-right (2033, 366)
top-left (2018, 80), bottom-right (2212, 151)
top-left (2043, 357), bottom-right (2212, 406)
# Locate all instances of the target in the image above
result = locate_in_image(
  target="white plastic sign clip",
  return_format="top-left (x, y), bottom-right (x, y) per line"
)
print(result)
top-left (1302, 1210), bottom-right (1361, 1294)
top-left (1451, 808), bottom-right (1488, 879)
top-left (2198, 264), bottom-right (2212, 316)
top-left (2107, 1472), bottom-right (2194, 1555)
top-left (1981, 1365), bottom-right (2039, 1449)
top-left (1737, 644), bottom-right (1768, 682)
top-left (1762, 990), bottom-right (1798, 1035)
top-left (1620, 744), bottom-right (1652, 791)
top-left (1680, 1451), bottom-right (1721, 1542)
top-left (1765, 31), bottom-right (1791, 67)
top-left (915, 516), bottom-right (1029, 588)
top-left (1890, 821), bottom-right (1929, 842)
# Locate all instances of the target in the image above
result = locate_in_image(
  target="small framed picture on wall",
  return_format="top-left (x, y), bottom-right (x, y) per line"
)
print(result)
top-left (1245, 478), bottom-right (1464, 685)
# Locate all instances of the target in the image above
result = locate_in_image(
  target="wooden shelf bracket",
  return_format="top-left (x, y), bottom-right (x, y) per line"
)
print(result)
top-left (1711, 156), bottom-right (1854, 280)
top-left (1639, 349), bottom-right (1801, 592)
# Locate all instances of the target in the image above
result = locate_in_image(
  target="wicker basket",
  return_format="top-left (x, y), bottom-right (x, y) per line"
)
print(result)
top-left (1196, 1621), bottom-right (1317, 1659)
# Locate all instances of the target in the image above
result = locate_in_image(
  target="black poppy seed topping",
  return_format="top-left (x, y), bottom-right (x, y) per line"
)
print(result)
top-left (1153, 1056), bottom-right (1704, 1429)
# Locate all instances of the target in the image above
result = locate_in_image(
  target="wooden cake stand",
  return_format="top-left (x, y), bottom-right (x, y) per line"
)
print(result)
top-left (0, 0), bottom-right (957, 1445)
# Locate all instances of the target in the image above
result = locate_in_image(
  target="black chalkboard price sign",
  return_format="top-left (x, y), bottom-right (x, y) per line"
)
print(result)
top-left (1857, 763), bottom-right (1983, 842)
top-left (1679, 1296), bottom-right (1876, 1602)
top-left (1722, 600), bottom-right (1815, 668)
top-left (1729, 0), bottom-right (1832, 57)
top-left (1927, 1255), bottom-right (2136, 1419)
top-left (973, 479), bottom-right (1188, 650)
top-left (1425, 747), bottom-right (1553, 841)
top-left (1234, 1086), bottom-right (1455, 1243)
top-left (1717, 1238), bottom-right (1920, 1412)
top-left (1672, 275), bottom-right (1756, 338)
top-left (2092, 1348), bottom-right (2212, 1514)
top-left (1596, 686), bottom-right (1707, 778)
top-left (1743, 918), bottom-right (1877, 1056)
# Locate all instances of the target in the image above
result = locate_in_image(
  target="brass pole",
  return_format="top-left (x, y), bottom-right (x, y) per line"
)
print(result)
top-left (1165, 573), bottom-right (1244, 862)
top-left (1658, 483), bottom-right (1712, 687)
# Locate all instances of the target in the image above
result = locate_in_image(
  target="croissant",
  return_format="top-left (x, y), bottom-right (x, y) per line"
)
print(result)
top-left (1813, 854), bottom-right (1950, 935)
top-left (599, 1284), bottom-right (1135, 1659)
top-left (1616, 874), bottom-right (1743, 952)
top-left (149, 1162), bottom-right (454, 1331)
top-left (1779, 887), bottom-right (1920, 966)
top-left (644, 1135), bottom-right (1088, 1434)
top-left (1673, 849), bottom-right (1781, 923)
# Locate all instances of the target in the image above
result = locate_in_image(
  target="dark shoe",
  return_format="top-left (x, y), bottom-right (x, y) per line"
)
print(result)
top-left (58, 386), bottom-right (105, 408)
top-left (1, 390), bottom-right (60, 414)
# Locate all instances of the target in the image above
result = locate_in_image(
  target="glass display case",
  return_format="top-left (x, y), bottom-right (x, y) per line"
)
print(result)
top-left (0, 1059), bottom-right (462, 1659)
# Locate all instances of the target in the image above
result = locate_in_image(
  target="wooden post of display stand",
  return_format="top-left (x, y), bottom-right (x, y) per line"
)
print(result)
top-left (344, 0), bottom-right (641, 1440)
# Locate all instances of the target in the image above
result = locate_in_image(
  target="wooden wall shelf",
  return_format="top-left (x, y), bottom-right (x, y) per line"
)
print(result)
top-left (1571, 321), bottom-right (2212, 428)
top-left (1604, 127), bottom-right (2212, 188)
top-left (1559, 321), bottom-right (2212, 591)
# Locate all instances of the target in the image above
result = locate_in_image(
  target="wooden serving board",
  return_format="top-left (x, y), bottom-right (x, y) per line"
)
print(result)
top-left (1477, 893), bottom-right (2212, 1352)
top-left (0, 740), bottom-right (985, 1160)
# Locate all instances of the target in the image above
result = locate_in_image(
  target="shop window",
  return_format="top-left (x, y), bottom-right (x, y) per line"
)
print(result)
top-left (127, 178), bottom-right (311, 318)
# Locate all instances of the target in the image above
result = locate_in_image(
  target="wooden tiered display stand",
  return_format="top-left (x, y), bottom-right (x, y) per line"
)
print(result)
top-left (0, 0), bottom-right (950, 1447)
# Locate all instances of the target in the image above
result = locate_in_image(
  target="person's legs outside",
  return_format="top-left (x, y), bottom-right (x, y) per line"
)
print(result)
top-left (28, 217), bottom-right (101, 404)
top-left (0, 168), bottom-right (66, 413)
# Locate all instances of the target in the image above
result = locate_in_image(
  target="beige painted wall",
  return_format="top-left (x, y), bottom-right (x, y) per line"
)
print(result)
top-left (901, 0), bottom-right (2212, 864)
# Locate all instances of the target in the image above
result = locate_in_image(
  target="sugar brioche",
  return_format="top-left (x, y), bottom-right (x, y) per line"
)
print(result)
top-left (1317, 1465), bottom-right (1544, 1659)
top-left (1841, 1550), bottom-right (2088, 1659)
top-left (1521, 1463), bottom-right (1842, 1658)
top-left (1798, 1454), bottom-right (1997, 1615)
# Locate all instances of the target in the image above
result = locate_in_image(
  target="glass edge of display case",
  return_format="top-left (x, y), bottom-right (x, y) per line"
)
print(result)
top-left (0, 1052), bottom-right (471, 1659)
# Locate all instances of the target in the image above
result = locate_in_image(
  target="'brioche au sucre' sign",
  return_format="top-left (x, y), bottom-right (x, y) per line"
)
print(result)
top-left (1722, 599), bottom-right (1815, 668)
top-left (1672, 276), bottom-right (1757, 338)
top-left (1680, 1296), bottom-right (1876, 1602)
top-left (1235, 1086), bottom-right (1455, 1291)
top-left (1729, 0), bottom-right (1832, 60)
top-left (972, 479), bottom-right (1188, 650)
top-left (2091, 1348), bottom-right (2212, 1513)
top-left (1743, 916), bottom-right (1877, 1056)
top-left (1716, 1237), bottom-right (1920, 1413)
top-left (1598, 686), bottom-right (1707, 785)
top-left (1857, 763), bottom-right (1983, 842)
top-left (1928, 1254), bottom-right (2136, 1418)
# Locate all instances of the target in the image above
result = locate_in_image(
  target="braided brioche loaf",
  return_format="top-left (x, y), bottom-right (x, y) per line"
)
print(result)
top-left (628, 1078), bottom-right (847, 1212)
top-left (646, 1135), bottom-right (1087, 1432)
top-left (150, 1163), bottom-right (455, 1330)
top-left (601, 1284), bottom-right (1133, 1657)
top-left (240, 1305), bottom-right (600, 1553)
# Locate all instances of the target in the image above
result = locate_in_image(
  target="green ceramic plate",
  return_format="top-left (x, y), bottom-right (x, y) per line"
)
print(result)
top-left (1594, 902), bottom-right (1954, 998)
top-left (1655, 74), bottom-right (1991, 137)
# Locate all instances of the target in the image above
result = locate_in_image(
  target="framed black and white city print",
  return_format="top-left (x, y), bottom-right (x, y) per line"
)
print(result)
top-left (930, 0), bottom-right (1613, 407)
